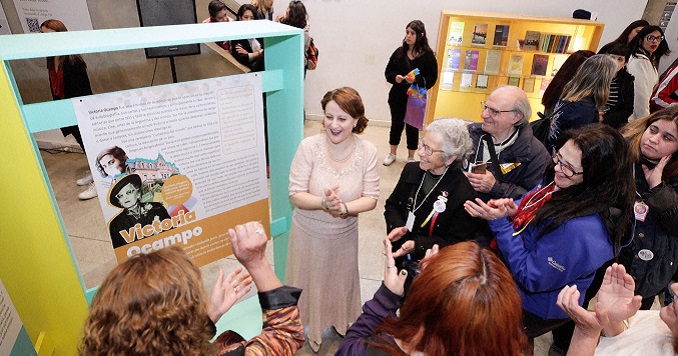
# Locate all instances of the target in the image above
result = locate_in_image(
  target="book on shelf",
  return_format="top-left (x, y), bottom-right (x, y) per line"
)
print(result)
top-left (460, 73), bottom-right (474, 88)
top-left (540, 78), bottom-right (552, 95)
top-left (508, 54), bottom-right (524, 76)
top-left (485, 50), bottom-right (501, 75)
top-left (463, 50), bottom-right (479, 71)
top-left (524, 31), bottom-right (540, 51)
top-left (538, 34), bottom-right (572, 54)
top-left (551, 55), bottom-right (567, 76)
top-left (531, 54), bottom-right (549, 76)
top-left (508, 76), bottom-right (521, 87)
top-left (522, 78), bottom-right (536, 93)
top-left (471, 23), bottom-right (488, 45)
top-left (440, 69), bottom-right (454, 90)
top-left (447, 21), bottom-right (464, 46)
top-left (476, 74), bottom-right (489, 89)
top-left (446, 49), bottom-right (462, 70)
top-left (493, 25), bottom-right (509, 46)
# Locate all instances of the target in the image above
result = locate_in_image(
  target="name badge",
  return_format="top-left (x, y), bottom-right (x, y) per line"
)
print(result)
top-left (638, 249), bottom-right (654, 261)
top-left (406, 211), bottom-right (415, 231)
top-left (433, 199), bottom-right (446, 213)
top-left (634, 201), bottom-right (649, 222)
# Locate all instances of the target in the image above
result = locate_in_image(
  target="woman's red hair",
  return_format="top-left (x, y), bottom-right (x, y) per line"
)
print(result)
top-left (377, 241), bottom-right (528, 355)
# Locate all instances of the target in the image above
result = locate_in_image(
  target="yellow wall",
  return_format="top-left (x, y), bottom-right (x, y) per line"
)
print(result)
top-left (0, 62), bottom-right (89, 355)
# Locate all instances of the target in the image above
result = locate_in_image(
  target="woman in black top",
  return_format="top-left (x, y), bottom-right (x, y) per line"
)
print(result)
top-left (383, 20), bottom-right (438, 166)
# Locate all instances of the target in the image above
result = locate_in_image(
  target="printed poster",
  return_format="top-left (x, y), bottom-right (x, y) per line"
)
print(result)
top-left (12, 0), bottom-right (92, 33)
top-left (471, 23), bottom-right (488, 46)
top-left (73, 74), bottom-right (269, 266)
top-left (447, 21), bottom-right (464, 46)
top-left (0, 2), bottom-right (11, 35)
top-left (0, 279), bottom-right (22, 355)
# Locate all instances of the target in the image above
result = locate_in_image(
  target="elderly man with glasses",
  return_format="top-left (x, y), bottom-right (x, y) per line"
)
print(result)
top-left (466, 85), bottom-right (551, 202)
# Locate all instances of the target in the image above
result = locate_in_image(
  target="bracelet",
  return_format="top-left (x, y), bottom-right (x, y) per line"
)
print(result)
top-left (321, 196), bottom-right (328, 210)
top-left (340, 202), bottom-right (349, 217)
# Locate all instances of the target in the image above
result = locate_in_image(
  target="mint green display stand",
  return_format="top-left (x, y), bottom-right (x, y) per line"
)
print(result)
top-left (0, 21), bottom-right (303, 354)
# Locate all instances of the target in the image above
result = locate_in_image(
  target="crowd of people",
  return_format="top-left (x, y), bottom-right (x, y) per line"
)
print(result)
top-left (43, 11), bottom-right (678, 356)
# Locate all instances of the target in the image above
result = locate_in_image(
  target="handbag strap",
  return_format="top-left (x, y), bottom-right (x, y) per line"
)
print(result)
top-left (482, 134), bottom-right (503, 175)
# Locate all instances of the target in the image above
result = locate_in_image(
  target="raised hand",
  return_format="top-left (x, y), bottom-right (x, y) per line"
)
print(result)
top-left (383, 239), bottom-right (407, 296)
top-left (207, 268), bottom-right (252, 323)
top-left (642, 155), bottom-right (671, 189)
top-left (597, 263), bottom-right (642, 324)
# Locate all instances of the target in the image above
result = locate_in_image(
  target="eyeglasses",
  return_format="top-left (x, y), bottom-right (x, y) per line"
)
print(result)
top-left (646, 35), bottom-right (664, 43)
top-left (552, 149), bottom-right (583, 178)
top-left (116, 187), bottom-right (138, 200)
top-left (480, 101), bottom-right (515, 117)
top-left (418, 139), bottom-right (444, 156)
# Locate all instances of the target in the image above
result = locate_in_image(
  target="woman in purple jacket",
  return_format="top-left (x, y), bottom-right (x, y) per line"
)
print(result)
top-left (337, 240), bottom-right (528, 355)
top-left (464, 124), bottom-right (635, 347)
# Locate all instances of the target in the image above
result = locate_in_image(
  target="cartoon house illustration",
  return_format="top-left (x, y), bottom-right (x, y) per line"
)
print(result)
top-left (127, 153), bottom-right (180, 188)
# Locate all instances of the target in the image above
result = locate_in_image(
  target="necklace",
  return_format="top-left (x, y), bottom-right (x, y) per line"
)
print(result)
top-left (412, 167), bottom-right (449, 213)
top-left (325, 135), bottom-right (356, 163)
top-left (521, 181), bottom-right (556, 211)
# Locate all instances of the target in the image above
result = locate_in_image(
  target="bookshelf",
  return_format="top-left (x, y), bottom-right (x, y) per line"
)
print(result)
top-left (427, 10), bottom-right (604, 123)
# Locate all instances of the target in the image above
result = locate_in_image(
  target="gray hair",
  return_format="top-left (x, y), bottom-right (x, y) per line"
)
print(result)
top-left (426, 118), bottom-right (473, 162)
top-left (493, 85), bottom-right (532, 126)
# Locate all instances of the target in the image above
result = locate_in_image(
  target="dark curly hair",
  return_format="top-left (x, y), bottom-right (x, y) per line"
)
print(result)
top-left (79, 246), bottom-right (216, 355)
top-left (281, 0), bottom-right (307, 29)
top-left (321, 87), bottom-right (369, 134)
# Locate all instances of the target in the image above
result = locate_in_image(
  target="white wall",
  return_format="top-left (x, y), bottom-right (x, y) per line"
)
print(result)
top-left (301, 0), bottom-right (649, 123)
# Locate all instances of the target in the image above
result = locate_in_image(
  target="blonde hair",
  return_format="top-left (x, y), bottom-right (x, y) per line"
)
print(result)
top-left (79, 246), bottom-right (216, 355)
top-left (561, 54), bottom-right (616, 109)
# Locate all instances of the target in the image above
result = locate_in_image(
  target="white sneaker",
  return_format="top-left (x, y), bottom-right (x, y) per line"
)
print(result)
top-left (383, 153), bottom-right (396, 166)
top-left (78, 182), bottom-right (98, 200)
top-left (407, 157), bottom-right (416, 163)
top-left (76, 173), bottom-right (93, 186)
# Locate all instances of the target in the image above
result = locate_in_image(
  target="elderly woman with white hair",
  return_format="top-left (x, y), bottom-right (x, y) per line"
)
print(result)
top-left (384, 118), bottom-right (488, 290)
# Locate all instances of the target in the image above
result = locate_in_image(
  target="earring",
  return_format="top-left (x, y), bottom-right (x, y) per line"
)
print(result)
top-left (353, 123), bottom-right (357, 128)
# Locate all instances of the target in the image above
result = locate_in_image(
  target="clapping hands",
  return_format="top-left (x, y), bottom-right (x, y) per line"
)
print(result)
top-left (323, 186), bottom-right (348, 218)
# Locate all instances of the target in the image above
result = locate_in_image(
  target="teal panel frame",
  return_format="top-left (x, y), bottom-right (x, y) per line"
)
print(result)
top-left (0, 21), bottom-right (303, 339)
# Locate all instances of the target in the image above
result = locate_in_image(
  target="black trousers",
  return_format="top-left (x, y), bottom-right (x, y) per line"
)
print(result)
top-left (388, 100), bottom-right (419, 150)
top-left (61, 125), bottom-right (85, 153)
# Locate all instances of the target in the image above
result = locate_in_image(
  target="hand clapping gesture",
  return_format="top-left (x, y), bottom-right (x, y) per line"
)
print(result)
top-left (464, 197), bottom-right (517, 221)
top-left (557, 263), bottom-right (642, 354)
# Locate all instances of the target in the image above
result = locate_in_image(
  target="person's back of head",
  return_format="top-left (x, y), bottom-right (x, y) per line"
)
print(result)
top-left (80, 246), bottom-right (215, 355)
top-left (541, 50), bottom-right (595, 111)
top-left (561, 54), bottom-right (617, 109)
top-left (283, 0), bottom-right (307, 29)
top-left (379, 241), bottom-right (528, 355)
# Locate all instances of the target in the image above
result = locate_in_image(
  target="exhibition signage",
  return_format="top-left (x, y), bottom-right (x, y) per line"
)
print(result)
top-left (12, 0), bottom-right (92, 33)
top-left (73, 73), bottom-right (269, 266)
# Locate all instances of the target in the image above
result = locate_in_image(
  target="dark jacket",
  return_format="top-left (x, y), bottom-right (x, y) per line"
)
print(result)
top-left (50, 55), bottom-right (93, 100)
top-left (467, 122), bottom-right (551, 201)
top-left (384, 47), bottom-right (438, 106)
top-left (546, 97), bottom-right (598, 150)
top-left (622, 163), bottom-right (678, 298)
top-left (384, 163), bottom-right (485, 258)
top-left (603, 68), bottom-right (635, 129)
top-left (336, 283), bottom-right (404, 355)
top-left (230, 38), bottom-right (264, 72)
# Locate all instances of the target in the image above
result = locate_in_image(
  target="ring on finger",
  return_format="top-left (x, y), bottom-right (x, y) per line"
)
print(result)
top-left (234, 287), bottom-right (238, 293)
top-left (387, 265), bottom-right (395, 269)
top-left (255, 228), bottom-right (264, 235)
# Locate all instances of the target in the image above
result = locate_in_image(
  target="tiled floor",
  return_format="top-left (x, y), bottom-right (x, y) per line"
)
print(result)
top-left (41, 119), bottom-right (551, 355)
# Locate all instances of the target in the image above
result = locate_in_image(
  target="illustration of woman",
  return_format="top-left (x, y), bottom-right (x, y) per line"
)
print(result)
top-left (96, 146), bottom-right (128, 178)
top-left (107, 174), bottom-right (171, 248)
